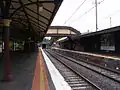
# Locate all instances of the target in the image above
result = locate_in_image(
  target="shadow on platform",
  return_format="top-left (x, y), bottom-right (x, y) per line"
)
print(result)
top-left (0, 50), bottom-right (38, 90)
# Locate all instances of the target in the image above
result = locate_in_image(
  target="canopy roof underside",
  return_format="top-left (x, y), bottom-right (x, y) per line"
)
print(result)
top-left (0, 0), bottom-right (63, 41)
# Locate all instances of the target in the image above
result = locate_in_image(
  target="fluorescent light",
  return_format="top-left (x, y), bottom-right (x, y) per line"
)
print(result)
top-left (39, 3), bottom-right (43, 12)
top-left (39, 6), bottom-right (43, 12)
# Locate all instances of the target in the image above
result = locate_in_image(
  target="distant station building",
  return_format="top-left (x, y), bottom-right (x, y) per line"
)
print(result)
top-left (56, 26), bottom-right (120, 54)
top-left (45, 26), bottom-right (81, 49)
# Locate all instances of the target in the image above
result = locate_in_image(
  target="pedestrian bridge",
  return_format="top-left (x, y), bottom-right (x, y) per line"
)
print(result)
top-left (46, 26), bottom-right (81, 37)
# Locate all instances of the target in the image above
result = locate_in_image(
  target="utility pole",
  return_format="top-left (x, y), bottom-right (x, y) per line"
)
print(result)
top-left (110, 17), bottom-right (112, 28)
top-left (95, 0), bottom-right (98, 31)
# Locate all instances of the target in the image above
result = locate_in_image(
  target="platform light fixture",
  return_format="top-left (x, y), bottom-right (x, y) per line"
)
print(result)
top-left (39, 3), bottom-right (43, 12)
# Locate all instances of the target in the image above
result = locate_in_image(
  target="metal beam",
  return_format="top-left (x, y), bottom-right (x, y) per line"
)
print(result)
top-left (10, 1), bottom-right (54, 17)
top-left (11, 12), bottom-right (48, 26)
top-left (27, 13), bottom-right (48, 26)
top-left (43, 7), bottom-right (53, 13)
top-left (11, 0), bottom-right (19, 3)
top-left (18, 0), bottom-right (33, 32)
top-left (30, 20), bottom-right (46, 31)
top-left (28, 17), bottom-right (46, 29)
top-left (12, 17), bottom-right (46, 31)
top-left (12, 19), bottom-right (27, 27)
top-left (16, 16), bottom-right (46, 30)
top-left (3, 0), bottom-right (11, 18)
top-left (45, 34), bottom-right (76, 37)
top-left (37, 0), bottom-right (39, 30)
top-left (28, 0), bottom-right (33, 3)
top-left (25, 6), bottom-right (49, 21)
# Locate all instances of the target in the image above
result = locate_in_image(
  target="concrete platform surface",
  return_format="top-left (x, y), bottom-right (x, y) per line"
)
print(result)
top-left (0, 49), bottom-right (71, 90)
top-left (0, 51), bottom-right (37, 90)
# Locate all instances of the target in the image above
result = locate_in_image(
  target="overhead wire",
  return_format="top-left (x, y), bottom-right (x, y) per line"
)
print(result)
top-left (70, 0), bottom-right (105, 25)
top-left (64, 0), bottom-right (88, 25)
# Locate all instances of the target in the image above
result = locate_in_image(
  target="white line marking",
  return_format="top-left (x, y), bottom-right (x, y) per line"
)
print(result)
top-left (41, 48), bottom-right (72, 90)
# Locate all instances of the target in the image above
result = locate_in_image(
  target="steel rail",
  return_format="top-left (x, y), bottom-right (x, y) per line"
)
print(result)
top-left (45, 50), bottom-right (102, 90)
top-left (52, 50), bottom-right (120, 83)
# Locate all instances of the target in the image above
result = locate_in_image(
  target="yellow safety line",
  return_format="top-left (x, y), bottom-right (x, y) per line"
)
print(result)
top-left (40, 58), bottom-right (46, 90)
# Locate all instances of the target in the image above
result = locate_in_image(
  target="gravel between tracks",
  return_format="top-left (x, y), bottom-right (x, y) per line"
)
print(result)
top-left (45, 51), bottom-right (98, 90)
top-left (47, 50), bottom-right (120, 90)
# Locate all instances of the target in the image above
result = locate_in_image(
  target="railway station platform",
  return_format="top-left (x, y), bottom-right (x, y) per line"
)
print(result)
top-left (0, 48), bottom-right (71, 90)
top-left (0, 47), bottom-right (120, 90)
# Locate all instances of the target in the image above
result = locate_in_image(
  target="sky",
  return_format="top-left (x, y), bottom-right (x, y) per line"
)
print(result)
top-left (51, 0), bottom-right (120, 33)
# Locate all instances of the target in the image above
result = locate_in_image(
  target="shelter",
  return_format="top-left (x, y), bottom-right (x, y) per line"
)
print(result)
top-left (57, 26), bottom-right (120, 53)
top-left (0, 0), bottom-right (63, 81)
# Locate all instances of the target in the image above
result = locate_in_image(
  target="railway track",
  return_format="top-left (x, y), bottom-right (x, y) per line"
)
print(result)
top-left (50, 50), bottom-right (120, 83)
top-left (45, 50), bottom-right (101, 90)
top-left (45, 49), bottom-right (120, 90)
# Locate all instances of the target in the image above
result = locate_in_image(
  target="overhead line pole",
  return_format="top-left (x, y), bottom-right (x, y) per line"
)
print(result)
top-left (95, 0), bottom-right (98, 31)
top-left (110, 17), bottom-right (112, 28)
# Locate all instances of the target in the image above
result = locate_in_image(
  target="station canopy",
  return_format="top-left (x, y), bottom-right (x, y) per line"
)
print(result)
top-left (0, 0), bottom-right (63, 41)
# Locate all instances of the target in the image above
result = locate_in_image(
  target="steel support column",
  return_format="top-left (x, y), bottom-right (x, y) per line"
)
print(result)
top-left (1, 0), bottom-right (13, 81)
top-left (3, 19), bottom-right (12, 81)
